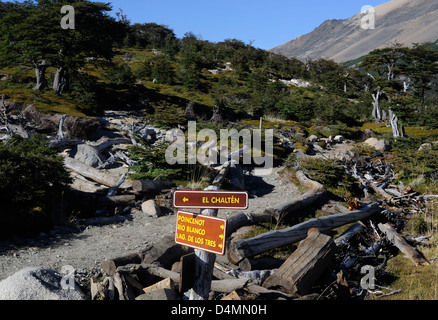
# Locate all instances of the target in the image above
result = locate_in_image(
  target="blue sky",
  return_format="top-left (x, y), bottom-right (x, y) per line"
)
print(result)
top-left (103, 0), bottom-right (389, 49)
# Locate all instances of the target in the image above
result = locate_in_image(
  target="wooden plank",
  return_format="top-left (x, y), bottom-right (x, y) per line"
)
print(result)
top-left (221, 291), bottom-right (241, 300)
top-left (143, 278), bottom-right (175, 294)
top-left (262, 230), bottom-right (336, 295)
top-left (228, 203), bottom-right (380, 264)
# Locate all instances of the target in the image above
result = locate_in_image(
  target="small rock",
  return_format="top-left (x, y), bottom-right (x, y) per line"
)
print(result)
top-left (334, 135), bottom-right (344, 143)
top-left (418, 143), bottom-right (432, 151)
top-left (141, 200), bottom-right (162, 217)
top-left (308, 135), bottom-right (319, 142)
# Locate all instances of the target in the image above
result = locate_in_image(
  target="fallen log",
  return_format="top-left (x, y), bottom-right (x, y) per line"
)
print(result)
top-left (132, 180), bottom-right (173, 194)
top-left (244, 283), bottom-right (295, 300)
top-left (113, 272), bottom-right (136, 300)
top-left (334, 224), bottom-right (364, 247)
top-left (103, 252), bottom-right (144, 277)
top-left (228, 203), bottom-right (380, 264)
top-left (226, 171), bottom-right (326, 235)
top-left (93, 137), bottom-right (132, 153)
top-left (99, 195), bottom-right (136, 207)
top-left (69, 171), bottom-right (108, 194)
top-left (64, 156), bottom-right (132, 189)
top-left (103, 235), bottom-right (193, 277)
top-left (211, 278), bottom-right (251, 293)
top-left (378, 222), bottom-right (429, 267)
top-left (262, 230), bottom-right (336, 296)
top-left (116, 264), bottom-right (181, 285)
top-left (369, 182), bottom-right (393, 200)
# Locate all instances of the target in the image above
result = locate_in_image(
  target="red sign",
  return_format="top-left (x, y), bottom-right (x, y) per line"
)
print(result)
top-left (173, 190), bottom-right (249, 210)
top-left (175, 211), bottom-right (227, 255)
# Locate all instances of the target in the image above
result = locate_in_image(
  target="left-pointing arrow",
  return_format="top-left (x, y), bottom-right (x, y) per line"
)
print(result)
top-left (183, 197), bottom-right (189, 203)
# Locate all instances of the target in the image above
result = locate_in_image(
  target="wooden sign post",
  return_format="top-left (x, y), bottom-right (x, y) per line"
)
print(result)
top-left (173, 186), bottom-right (248, 300)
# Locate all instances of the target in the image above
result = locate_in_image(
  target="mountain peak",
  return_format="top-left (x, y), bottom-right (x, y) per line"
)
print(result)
top-left (270, 0), bottom-right (438, 62)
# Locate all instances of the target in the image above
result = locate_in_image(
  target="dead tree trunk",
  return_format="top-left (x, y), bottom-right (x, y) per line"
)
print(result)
top-left (57, 115), bottom-right (67, 140)
top-left (371, 88), bottom-right (383, 122)
top-left (53, 66), bottom-right (69, 95)
top-left (388, 108), bottom-right (405, 138)
top-left (228, 203), bottom-right (380, 264)
top-left (262, 230), bottom-right (336, 296)
top-left (33, 60), bottom-right (48, 91)
top-left (378, 223), bottom-right (429, 266)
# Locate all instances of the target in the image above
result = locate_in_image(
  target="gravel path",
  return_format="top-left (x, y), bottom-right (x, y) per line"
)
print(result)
top-left (0, 165), bottom-right (296, 282)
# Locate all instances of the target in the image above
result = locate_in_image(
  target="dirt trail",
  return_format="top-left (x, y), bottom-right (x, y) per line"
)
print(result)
top-left (0, 141), bottom-right (354, 283)
top-left (0, 165), bottom-right (296, 282)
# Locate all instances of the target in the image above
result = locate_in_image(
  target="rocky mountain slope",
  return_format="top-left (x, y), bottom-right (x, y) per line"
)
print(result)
top-left (270, 0), bottom-right (438, 62)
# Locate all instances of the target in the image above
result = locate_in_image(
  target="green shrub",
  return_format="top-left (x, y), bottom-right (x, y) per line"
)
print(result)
top-left (104, 63), bottom-right (136, 87)
top-left (128, 141), bottom-right (184, 181)
top-left (149, 101), bottom-right (187, 130)
top-left (0, 134), bottom-right (72, 239)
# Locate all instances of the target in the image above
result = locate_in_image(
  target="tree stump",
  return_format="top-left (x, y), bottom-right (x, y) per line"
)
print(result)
top-left (262, 230), bottom-right (336, 296)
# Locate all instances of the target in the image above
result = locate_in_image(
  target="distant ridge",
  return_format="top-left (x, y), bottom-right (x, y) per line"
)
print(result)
top-left (270, 0), bottom-right (438, 62)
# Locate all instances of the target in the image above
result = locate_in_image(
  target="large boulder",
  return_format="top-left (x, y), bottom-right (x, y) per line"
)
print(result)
top-left (364, 138), bottom-right (391, 151)
top-left (70, 144), bottom-right (105, 168)
top-left (375, 139), bottom-right (391, 152)
top-left (364, 137), bottom-right (379, 148)
top-left (0, 267), bottom-right (86, 300)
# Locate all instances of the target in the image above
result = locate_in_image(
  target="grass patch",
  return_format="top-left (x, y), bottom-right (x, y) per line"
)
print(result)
top-left (0, 85), bottom-right (91, 118)
top-left (369, 247), bottom-right (438, 300)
